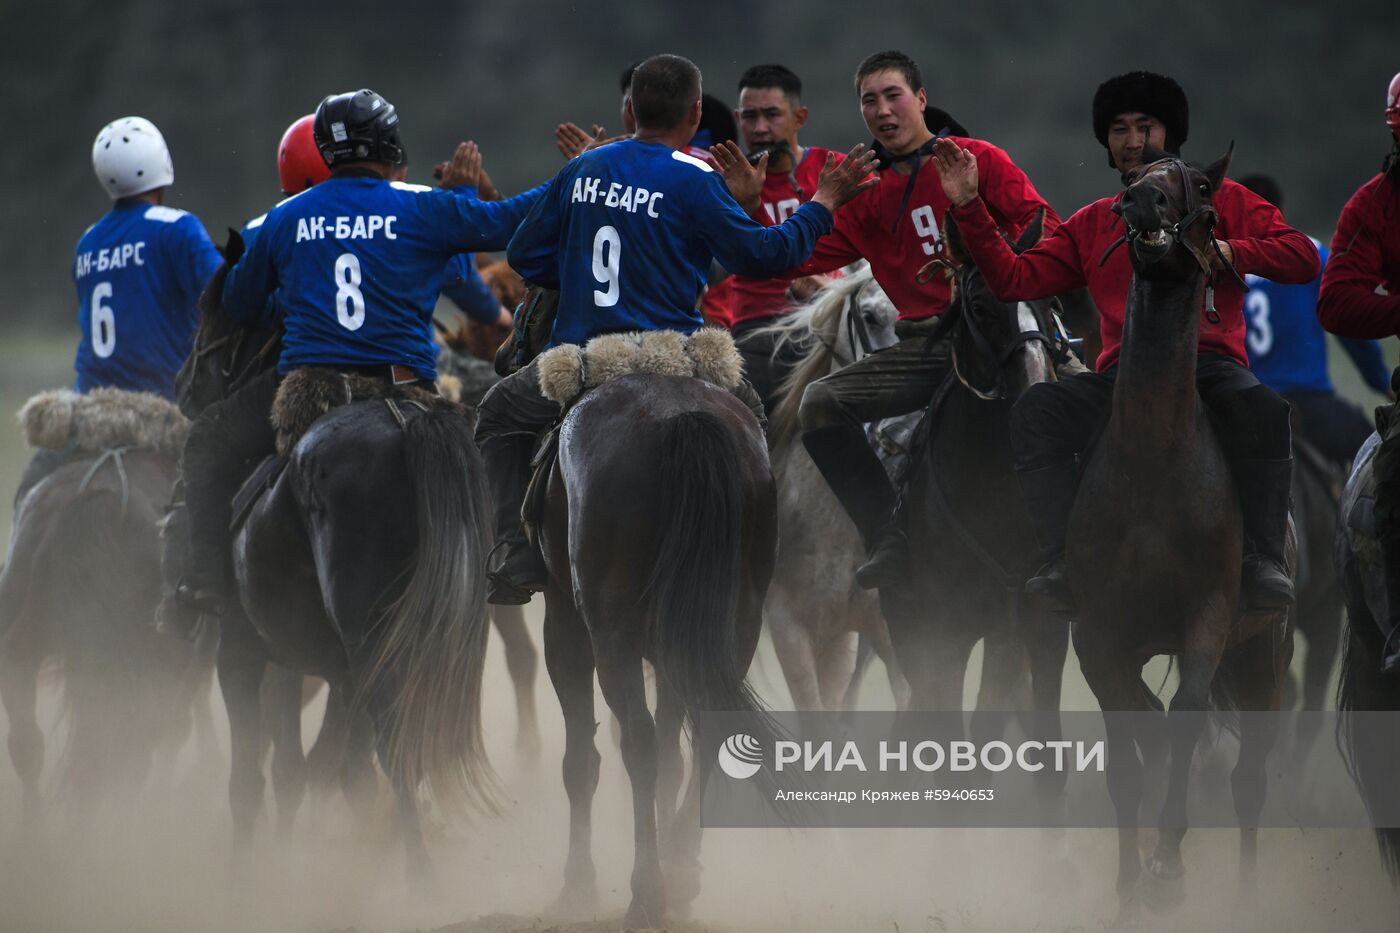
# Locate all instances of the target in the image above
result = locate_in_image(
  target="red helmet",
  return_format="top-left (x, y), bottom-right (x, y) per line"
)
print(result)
top-left (1388, 72), bottom-right (1400, 138)
top-left (277, 114), bottom-right (330, 195)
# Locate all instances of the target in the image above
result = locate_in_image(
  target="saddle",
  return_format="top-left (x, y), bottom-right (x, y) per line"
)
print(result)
top-left (19, 387), bottom-right (189, 459)
top-left (519, 327), bottom-right (746, 543)
top-left (228, 367), bottom-right (460, 533)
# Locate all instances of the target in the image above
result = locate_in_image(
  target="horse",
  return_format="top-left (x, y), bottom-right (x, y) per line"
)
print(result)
top-left (0, 396), bottom-right (208, 827)
top-left (1335, 433), bottom-right (1400, 883)
top-left (1065, 151), bottom-right (1294, 922)
top-left (757, 265), bottom-right (909, 713)
top-left (533, 340), bottom-right (776, 926)
top-left (873, 211), bottom-right (1071, 818)
top-left (174, 259), bottom-right (497, 878)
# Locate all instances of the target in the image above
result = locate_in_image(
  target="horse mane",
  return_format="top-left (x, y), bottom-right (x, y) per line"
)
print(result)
top-left (759, 264), bottom-right (875, 453)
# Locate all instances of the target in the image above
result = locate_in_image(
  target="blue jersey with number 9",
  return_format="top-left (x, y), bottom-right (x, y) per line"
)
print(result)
top-left (72, 201), bottom-right (221, 400)
top-left (506, 138), bottom-right (833, 348)
top-left (223, 176), bottom-right (543, 381)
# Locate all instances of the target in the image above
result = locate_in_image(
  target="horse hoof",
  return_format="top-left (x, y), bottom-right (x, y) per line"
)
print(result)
top-left (549, 883), bottom-right (599, 919)
top-left (1107, 898), bottom-right (1142, 931)
top-left (623, 900), bottom-right (664, 929)
top-left (1139, 862), bottom-right (1186, 914)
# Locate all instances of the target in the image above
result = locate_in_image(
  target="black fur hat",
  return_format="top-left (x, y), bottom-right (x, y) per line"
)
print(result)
top-left (1092, 72), bottom-right (1189, 153)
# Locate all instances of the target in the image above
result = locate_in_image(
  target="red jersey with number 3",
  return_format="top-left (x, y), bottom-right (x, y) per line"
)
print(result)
top-left (730, 146), bottom-right (841, 325)
top-left (784, 137), bottom-right (1059, 320)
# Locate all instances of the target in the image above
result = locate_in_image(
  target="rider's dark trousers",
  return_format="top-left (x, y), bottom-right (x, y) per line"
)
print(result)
top-left (182, 367), bottom-right (281, 587)
top-left (798, 336), bottom-right (952, 542)
top-left (1370, 374), bottom-right (1400, 544)
top-left (1284, 389), bottom-right (1375, 468)
top-left (733, 317), bottom-right (806, 419)
top-left (1010, 354), bottom-right (1293, 469)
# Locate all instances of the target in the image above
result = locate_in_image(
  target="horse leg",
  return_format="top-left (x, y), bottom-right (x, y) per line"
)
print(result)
top-left (815, 629), bottom-right (860, 712)
top-left (592, 629), bottom-right (665, 927)
top-left (306, 679), bottom-right (351, 791)
top-left (768, 611), bottom-right (824, 712)
top-left (0, 646), bottom-right (44, 830)
top-left (1148, 628), bottom-right (1227, 893)
top-left (654, 675), bottom-right (685, 843)
top-left (863, 613), bottom-right (911, 710)
top-left (338, 706), bottom-right (379, 821)
top-left (1222, 627), bottom-right (1292, 895)
top-left (492, 604), bottom-right (541, 764)
top-left (1021, 604), bottom-right (1071, 823)
top-left (216, 632), bottom-right (268, 863)
top-left (265, 665), bottom-right (307, 839)
top-left (544, 591), bottom-right (600, 915)
top-left (1296, 604), bottom-right (1342, 758)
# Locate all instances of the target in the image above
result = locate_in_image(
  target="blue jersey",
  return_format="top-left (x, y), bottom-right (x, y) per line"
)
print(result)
top-left (507, 138), bottom-right (832, 348)
top-left (441, 253), bottom-right (502, 325)
top-left (223, 176), bottom-right (543, 381)
top-left (1245, 239), bottom-right (1390, 395)
top-left (72, 201), bottom-right (221, 399)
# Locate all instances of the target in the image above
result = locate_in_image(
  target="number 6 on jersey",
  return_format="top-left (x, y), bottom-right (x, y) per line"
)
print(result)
top-left (592, 225), bottom-right (621, 307)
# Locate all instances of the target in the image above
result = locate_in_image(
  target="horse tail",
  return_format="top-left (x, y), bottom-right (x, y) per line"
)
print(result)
top-left (362, 408), bottom-right (498, 814)
top-left (1337, 610), bottom-right (1400, 883)
top-left (646, 410), bottom-right (793, 802)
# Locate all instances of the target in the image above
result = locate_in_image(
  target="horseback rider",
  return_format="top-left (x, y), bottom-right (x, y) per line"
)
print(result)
top-left (711, 49), bottom-right (1060, 590)
top-left (1238, 173), bottom-right (1391, 469)
top-left (1316, 71), bottom-right (1400, 670)
top-left (476, 52), bottom-right (878, 605)
top-left (175, 89), bottom-right (547, 615)
top-left (14, 116), bottom-right (223, 508)
top-left (933, 70), bottom-right (1320, 612)
top-left (724, 63), bottom-right (842, 416)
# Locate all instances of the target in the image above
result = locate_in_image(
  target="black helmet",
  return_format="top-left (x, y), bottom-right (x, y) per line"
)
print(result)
top-left (313, 89), bottom-right (404, 168)
top-left (1092, 72), bottom-right (1189, 154)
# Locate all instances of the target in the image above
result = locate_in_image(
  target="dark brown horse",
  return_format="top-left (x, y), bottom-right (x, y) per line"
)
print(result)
top-left (878, 212), bottom-right (1073, 821)
top-left (175, 272), bottom-right (497, 879)
top-left (538, 372), bottom-right (776, 926)
top-left (0, 442), bottom-right (207, 825)
top-left (1067, 151), bottom-right (1294, 922)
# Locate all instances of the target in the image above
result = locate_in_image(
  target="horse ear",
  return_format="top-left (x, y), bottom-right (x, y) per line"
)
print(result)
top-left (1012, 207), bottom-right (1045, 254)
top-left (1203, 141), bottom-right (1234, 192)
top-left (1141, 144), bottom-right (1170, 166)
top-left (943, 212), bottom-right (972, 266)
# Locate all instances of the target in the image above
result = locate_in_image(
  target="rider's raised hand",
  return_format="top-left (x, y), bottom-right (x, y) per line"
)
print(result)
top-left (932, 137), bottom-right (979, 207)
top-left (555, 122), bottom-right (596, 160)
top-left (709, 140), bottom-right (765, 212)
top-left (438, 141), bottom-right (482, 190)
top-left (810, 145), bottom-right (879, 213)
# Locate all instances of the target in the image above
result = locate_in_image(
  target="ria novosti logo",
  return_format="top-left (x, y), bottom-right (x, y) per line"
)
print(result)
top-left (717, 733), bottom-right (764, 780)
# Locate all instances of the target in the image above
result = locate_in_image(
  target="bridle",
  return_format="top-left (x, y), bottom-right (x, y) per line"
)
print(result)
top-left (810, 277), bottom-right (882, 368)
top-left (1098, 156), bottom-right (1246, 323)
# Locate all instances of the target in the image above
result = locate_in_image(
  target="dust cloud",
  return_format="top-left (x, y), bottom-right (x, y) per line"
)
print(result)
top-left (0, 604), bottom-right (1396, 933)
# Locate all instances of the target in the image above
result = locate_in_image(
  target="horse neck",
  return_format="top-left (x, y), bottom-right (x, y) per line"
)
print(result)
top-left (767, 328), bottom-right (841, 455)
top-left (1108, 273), bottom-right (1205, 461)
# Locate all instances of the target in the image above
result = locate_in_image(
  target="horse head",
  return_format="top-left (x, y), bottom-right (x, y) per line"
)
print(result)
top-left (1116, 145), bottom-right (1232, 282)
top-left (940, 211), bottom-right (1060, 401)
top-left (830, 265), bottom-right (900, 365)
top-left (175, 229), bottom-right (280, 418)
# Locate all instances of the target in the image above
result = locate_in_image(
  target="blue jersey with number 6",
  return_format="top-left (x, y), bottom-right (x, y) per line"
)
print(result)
top-left (72, 201), bottom-right (221, 400)
top-left (223, 176), bottom-right (543, 381)
top-left (506, 138), bottom-right (833, 348)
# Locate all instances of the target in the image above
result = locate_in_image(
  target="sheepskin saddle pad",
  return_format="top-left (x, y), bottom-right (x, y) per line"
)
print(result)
top-left (271, 367), bottom-right (463, 457)
top-left (20, 387), bottom-right (189, 459)
top-left (534, 327), bottom-right (744, 406)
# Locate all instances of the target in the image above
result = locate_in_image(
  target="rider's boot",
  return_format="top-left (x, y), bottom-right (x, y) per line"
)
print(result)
top-left (1236, 457), bottom-right (1296, 610)
top-left (1016, 459), bottom-right (1079, 612)
top-left (801, 426), bottom-right (908, 589)
top-left (482, 433), bottom-right (547, 605)
top-left (174, 497), bottom-right (231, 623)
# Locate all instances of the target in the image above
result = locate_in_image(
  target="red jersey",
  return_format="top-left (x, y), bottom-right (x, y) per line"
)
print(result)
top-left (950, 177), bottom-right (1320, 370)
top-left (701, 276), bottom-right (735, 329)
top-left (730, 146), bottom-right (839, 325)
top-left (785, 137), bottom-right (1059, 320)
top-left (1317, 172), bottom-right (1400, 339)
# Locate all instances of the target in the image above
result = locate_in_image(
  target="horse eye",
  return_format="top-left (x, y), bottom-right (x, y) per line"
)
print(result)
top-left (1198, 182), bottom-right (1210, 194)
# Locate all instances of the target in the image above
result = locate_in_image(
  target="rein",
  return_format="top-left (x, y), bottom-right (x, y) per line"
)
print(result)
top-left (810, 278), bottom-right (880, 368)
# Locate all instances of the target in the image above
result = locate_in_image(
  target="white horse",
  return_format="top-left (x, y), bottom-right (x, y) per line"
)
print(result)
top-left (757, 265), bottom-right (911, 711)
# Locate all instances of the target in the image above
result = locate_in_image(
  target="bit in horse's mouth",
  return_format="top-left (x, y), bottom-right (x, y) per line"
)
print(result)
top-left (1136, 229), bottom-right (1171, 248)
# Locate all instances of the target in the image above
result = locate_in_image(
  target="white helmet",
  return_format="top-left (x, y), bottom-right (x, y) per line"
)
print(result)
top-left (92, 116), bottom-right (175, 199)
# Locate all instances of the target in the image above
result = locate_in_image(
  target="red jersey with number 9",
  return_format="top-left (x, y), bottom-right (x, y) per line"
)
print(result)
top-left (730, 146), bottom-right (841, 325)
top-left (785, 137), bottom-right (1058, 320)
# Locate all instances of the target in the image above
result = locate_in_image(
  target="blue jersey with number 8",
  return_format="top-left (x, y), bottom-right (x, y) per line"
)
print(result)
top-left (223, 176), bottom-right (543, 381)
top-left (72, 201), bottom-right (221, 400)
top-left (506, 138), bottom-right (833, 348)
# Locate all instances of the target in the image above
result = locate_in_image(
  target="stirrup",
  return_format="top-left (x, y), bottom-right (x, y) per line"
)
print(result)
top-left (1241, 557), bottom-right (1295, 610)
top-left (1025, 561), bottom-right (1075, 613)
top-left (854, 527), bottom-right (910, 591)
top-left (173, 579), bottom-right (227, 620)
top-left (1382, 627), bottom-right (1400, 675)
top-left (486, 540), bottom-right (546, 606)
